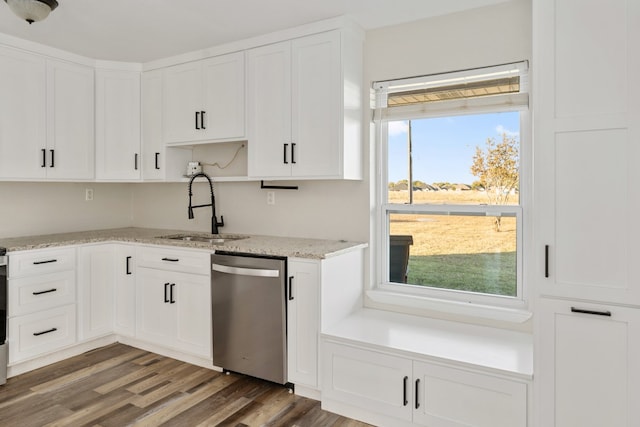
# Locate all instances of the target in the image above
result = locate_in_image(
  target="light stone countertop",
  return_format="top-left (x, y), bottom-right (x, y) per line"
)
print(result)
top-left (0, 227), bottom-right (367, 260)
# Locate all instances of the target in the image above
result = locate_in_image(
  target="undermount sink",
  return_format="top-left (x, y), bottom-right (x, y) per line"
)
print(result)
top-left (157, 234), bottom-right (247, 244)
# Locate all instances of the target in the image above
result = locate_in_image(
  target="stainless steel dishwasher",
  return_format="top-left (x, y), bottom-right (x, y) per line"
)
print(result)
top-left (211, 252), bottom-right (287, 384)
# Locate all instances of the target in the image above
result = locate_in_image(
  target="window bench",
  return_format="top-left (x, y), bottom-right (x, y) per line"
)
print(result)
top-left (320, 308), bottom-right (533, 427)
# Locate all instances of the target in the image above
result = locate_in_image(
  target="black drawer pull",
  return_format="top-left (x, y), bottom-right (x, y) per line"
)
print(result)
top-left (291, 143), bottom-right (296, 164)
top-left (50, 149), bottom-right (55, 168)
top-left (201, 111), bottom-right (206, 130)
top-left (33, 259), bottom-right (57, 265)
top-left (170, 283), bottom-right (176, 304)
top-left (41, 148), bottom-right (46, 168)
top-left (33, 327), bottom-right (57, 336)
top-left (161, 257), bottom-right (179, 262)
top-left (126, 256), bottom-right (132, 275)
top-left (164, 282), bottom-right (170, 303)
top-left (415, 378), bottom-right (420, 409)
top-left (195, 111), bottom-right (200, 130)
top-left (155, 152), bottom-right (160, 170)
top-left (403, 376), bottom-right (409, 406)
top-left (288, 276), bottom-right (294, 301)
top-left (33, 288), bottom-right (57, 296)
top-left (571, 307), bottom-right (612, 317)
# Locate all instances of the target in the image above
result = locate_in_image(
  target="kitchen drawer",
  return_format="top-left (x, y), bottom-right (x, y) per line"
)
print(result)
top-left (136, 245), bottom-right (211, 275)
top-left (9, 271), bottom-right (75, 316)
top-left (9, 247), bottom-right (76, 278)
top-left (8, 304), bottom-right (76, 364)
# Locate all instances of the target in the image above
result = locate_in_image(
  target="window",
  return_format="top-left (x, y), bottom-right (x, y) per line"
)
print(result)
top-left (374, 62), bottom-right (529, 309)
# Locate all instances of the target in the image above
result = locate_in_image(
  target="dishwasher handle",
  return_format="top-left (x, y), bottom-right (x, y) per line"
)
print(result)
top-left (212, 262), bottom-right (280, 278)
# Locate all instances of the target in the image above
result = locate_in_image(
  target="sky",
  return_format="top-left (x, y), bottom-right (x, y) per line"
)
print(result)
top-left (388, 112), bottom-right (520, 184)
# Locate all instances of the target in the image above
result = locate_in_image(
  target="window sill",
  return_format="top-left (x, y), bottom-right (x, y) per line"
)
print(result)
top-left (366, 289), bottom-right (533, 323)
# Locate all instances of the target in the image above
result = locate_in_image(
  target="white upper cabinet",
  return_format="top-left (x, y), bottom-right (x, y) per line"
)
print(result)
top-left (46, 60), bottom-right (95, 180)
top-left (0, 47), bottom-right (94, 180)
top-left (95, 69), bottom-right (141, 180)
top-left (247, 29), bottom-right (363, 180)
top-left (141, 69), bottom-right (164, 180)
top-left (163, 51), bottom-right (245, 145)
top-left (533, 0), bottom-right (640, 305)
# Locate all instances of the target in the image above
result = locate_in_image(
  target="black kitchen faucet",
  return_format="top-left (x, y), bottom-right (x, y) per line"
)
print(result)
top-left (187, 172), bottom-right (224, 234)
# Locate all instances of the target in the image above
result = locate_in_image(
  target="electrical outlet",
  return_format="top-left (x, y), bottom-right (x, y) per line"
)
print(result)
top-left (267, 191), bottom-right (275, 205)
top-left (85, 188), bottom-right (94, 201)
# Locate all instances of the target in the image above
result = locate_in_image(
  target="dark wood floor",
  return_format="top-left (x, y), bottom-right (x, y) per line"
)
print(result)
top-left (0, 343), bottom-right (371, 427)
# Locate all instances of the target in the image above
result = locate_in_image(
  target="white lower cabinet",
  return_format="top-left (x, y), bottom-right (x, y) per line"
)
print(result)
top-left (77, 245), bottom-right (115, 340)
top-left (114, 245), bottom-right (136, 337)
top-left (136, 266), bottom-right (211, 359)
top-left (322, 340), bottom-right (528, 427)
top-left (287, 258), bottom-right (319, 388)
top-left (537, 298), bottom-right (640, 427)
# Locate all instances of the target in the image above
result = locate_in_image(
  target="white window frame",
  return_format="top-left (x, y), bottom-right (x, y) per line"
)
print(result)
top-left (369, 62), bottom-right (532, 321)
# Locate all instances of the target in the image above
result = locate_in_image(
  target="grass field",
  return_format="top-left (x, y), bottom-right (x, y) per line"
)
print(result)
top-left (388, 190), bottom-right (517, 296)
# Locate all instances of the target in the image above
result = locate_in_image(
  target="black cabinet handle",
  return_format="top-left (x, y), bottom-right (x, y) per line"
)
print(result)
top-left (544, 245), bottom-right (549, 278)
top-left (33, 259), bottom-right (57, 265)
top-left (201, 111), bottom-right (206, 130)
top-left (134, 153), bottom-right (139, 171)
top-left (283, 143), bottom-right (289, 164)
top-left (33, 288), bottom-right (57, 296)
top-left (126, 256), bottom-right (132, 275)
top-left (195, 111), bottom-right (200, 130)
top-left (161, 257), bottom-right (179, 262)
top-left (33, 327), bottom-right (57, 337)
top-left (291, 143), bottom-right (296, 164)
top-left (571, 307), bottom-right (612, 317)
top-left (288, 276), bottom-right (294, 301)
top-left (403, 376), bottom-right (409, 406)
top-left (155, 152), bottom-right (160, 170)
top-left (50, 149), bottom-right (55, 167)
top-left (164, 282), bottom-right (170, 303)
top-left (170, 283), bottom-right (176, 304)
top-left (415, 379), bottom-right (420, 409)
top-left (41, 148), bottom-right (46, 168)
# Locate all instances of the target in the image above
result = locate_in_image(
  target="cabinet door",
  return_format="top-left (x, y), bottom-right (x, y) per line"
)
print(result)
top-left (537, 298), bottom-right (640, 427)
top-left (174, 272), bottom-right (211, 358)
top-left (534, 0), bottom-right (640, 304)
top-left (247, 41), bottom-right (292, 178)
top-left (163, 61), bottom-right (201, 144)
top-left (95, 69), bottom-right (141, 180)
top-left (0, 46), bottom-right (47, 179)
top-left (413, 362), bottom-right (527, 427)
top-left (201, 52), bottom-right (245, 141)
top-left (287, 259), bottom-right (319, 387)
top-left (114, 245), bottom-right (136, 337)
top-left (46, 60), bottom-right (95, 180)
top-left (136, 267), bottom-right (176, 345)
top-left (77, 245), bottom-right (115, 340)
top-left (291, 31), bottom-right (341, 178)
top-left (322, 341), bottom-right (413, 422)
top-left (141, 69), bottom-right (164, 180)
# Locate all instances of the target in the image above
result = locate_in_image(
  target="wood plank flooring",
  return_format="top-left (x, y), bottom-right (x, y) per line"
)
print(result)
top-left (0, 343), bottom-right (371, 427)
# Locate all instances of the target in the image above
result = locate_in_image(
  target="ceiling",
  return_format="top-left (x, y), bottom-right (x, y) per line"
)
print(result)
top-left (0, 0), bottom-right (513, 62)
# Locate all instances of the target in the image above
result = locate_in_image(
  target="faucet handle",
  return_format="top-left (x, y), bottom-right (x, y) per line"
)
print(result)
top-left (216, 216), bottom-right (224, 228)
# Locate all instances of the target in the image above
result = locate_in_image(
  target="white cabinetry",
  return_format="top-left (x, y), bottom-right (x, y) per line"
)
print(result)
top-left (287, 258), bottom-right (319, 388)
top-left (533, 2), bottom-right (640, 426)
top-left (0, 48), bottom-right (93, 180)
top-left (114, 245), bottom-right (136, 337)
top-left (322, 340), bottom-right (528, 427)
top-left (537, 298), bottom-right (640, 427)
top-left (142, 69), bottom-right (192, 181)
top-left (77, 245), bottom-right (114, 340)
top-left (135, 246), bottom-right (211, 359)
top-left (534, 0), bottom-right (640, 305)
top-left (163, 52), bottom-right (245, 145)
top-left (7, 247), bottom-right (77, 363)
top-left (46, 60), bottom-right (95, 180)
top-left (247, 29), bottom-right (362, 180)
top-left (0, 46), bottom-right (46, 179)
top-left (95, 69), bottom-right (141, 180)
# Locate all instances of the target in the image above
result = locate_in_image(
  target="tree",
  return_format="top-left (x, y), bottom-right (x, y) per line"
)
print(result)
top-left (470, 133), bottom-right (519, 231)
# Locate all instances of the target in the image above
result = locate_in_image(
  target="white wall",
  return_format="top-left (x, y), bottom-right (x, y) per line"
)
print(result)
top-left (363, 0), bottom-right (532, 329)
top-left (131, 179), bottom-right (368, 241)
top-left (0, 182), bottom-right (133, 238)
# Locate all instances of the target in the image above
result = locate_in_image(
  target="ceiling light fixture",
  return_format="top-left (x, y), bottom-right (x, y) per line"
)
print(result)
top-left (4, 0), bottom-right (58, 24)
